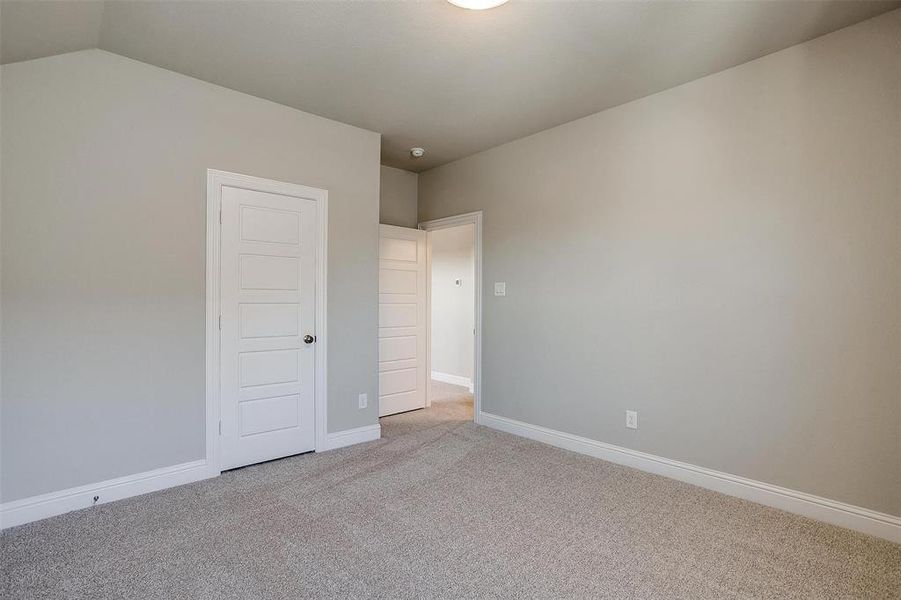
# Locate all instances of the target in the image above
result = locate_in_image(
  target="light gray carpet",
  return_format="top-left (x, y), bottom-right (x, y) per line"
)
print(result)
top-left (2, 381), bottom-right (899, 599)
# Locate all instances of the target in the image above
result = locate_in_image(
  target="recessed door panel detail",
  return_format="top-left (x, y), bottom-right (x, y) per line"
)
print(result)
top-left (240, 303), bottom-right (299, 339)
top-left (239, 349), bottom-right (299, 388)
top-left (241, 206), bottom-right (300, 245)
top-left (379, 303), bottom-right (417, 328)
top-left (379, 237), bottom-right (418, 262)
top-left (240, 394), bottom-right (300, 437)
top-left (380, 391), bottom-right (421, 416)
top-left (379, 368), bottom-right (417, 397)
top-left (379, 336), bottom-right (416, 362)
top-left (241, 255), bottom-right (299, 290)
top-left (379, 269), bottom-right (417, 295)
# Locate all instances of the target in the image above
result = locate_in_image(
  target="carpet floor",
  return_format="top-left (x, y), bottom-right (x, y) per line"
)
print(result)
top-left (2, 381), bottom-right (899, 599)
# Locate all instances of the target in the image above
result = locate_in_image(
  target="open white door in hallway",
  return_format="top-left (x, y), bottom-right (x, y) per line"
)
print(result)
top-left (378, 225), bottom-right (427, 416)
top-left (219, 185), bottom-right (318, 470)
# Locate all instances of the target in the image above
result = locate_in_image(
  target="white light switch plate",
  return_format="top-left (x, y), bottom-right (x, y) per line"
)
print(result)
top-left (494, 282), bottom-right (506, 296)
top-left (358, 393), bottom-right (368, 409)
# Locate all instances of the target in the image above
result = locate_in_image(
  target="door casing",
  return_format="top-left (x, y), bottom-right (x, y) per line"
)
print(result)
top-left (419, 211), bottom-right (483, 422)
top-left (206, 169), bottom-right (329, 475)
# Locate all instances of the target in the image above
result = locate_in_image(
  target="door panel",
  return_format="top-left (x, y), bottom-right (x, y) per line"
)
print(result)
top-left (240, 394), bottom-right (299, 436)
top-left (220, 185), bottom-right (317, 470)
top-left (379, 303), bottom-right (416, 328)
top-left (379, 237), bottom-right (418, 262)
top-left (378, 336), bottom-right (417, 362)
top-left (379, 368), bottom-right (417, 396)
top-left (240, 303), bottom-right (299, 338)
top-left (379, 269), bottom-right (417, 294)
top-left (239, 349), bottom-right (299, 388)
top-left (240, 255), bottom-right (299, 290)
top-left (378, 225), bottom-right (427, 416)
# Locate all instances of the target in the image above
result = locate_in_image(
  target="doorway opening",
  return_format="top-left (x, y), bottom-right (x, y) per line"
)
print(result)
top-left (376, 212), bottom-right (482, 423)
top-left (420, 212), bottom-right (483, 423)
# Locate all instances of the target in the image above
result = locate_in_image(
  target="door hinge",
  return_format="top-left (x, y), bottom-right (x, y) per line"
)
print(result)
top-left (219, 208), bottom-right (222, 224)
top-left (218, 420), bottom-right (222, 435)
top-left (219, 315), bottom-right (222, 330)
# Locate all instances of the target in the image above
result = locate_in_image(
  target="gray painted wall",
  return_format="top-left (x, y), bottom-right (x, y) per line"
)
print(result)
top-left (379, 165), bottom-right (418, 228)
top-left (419, 11), bottom-right (901, 515)
top-left (431, 225), bottom-right (475, 381)
top-left (1, 50), bottom-right (381, 503)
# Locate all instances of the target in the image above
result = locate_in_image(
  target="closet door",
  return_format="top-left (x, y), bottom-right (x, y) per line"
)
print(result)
top-left (378, 225), bottom-right (427, 416)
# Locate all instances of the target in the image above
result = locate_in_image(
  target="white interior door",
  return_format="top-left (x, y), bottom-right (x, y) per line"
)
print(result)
top-left (220, 185), bottom-right (317, 470)
top-left (378, 225), bottom-right (427, 416)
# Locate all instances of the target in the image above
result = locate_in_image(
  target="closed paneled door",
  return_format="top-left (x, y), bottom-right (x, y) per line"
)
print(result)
top-left (220, 186), bottom-right (317, 470)
top-left (378, 225), bottom-right (427, 416)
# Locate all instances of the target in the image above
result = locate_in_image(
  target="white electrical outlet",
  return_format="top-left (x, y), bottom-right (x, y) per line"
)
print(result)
top-left (494, 282), bottom-right (506, 296)
top-left (626, 410), bottom-right (638, 430)
top-left (358, 393), bottom-right (368, 409)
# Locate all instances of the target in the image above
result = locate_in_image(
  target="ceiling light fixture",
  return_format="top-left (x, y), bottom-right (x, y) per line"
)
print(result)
top-left (447, 0), bottom-right (509, 10)
top-left (410, 147), bottom-right (426, 158)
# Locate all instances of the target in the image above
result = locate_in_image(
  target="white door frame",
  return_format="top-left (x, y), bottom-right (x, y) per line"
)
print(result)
top-left (418, 211), bottom-right (483, 423)
top-left (206, 169), bottom-right (329, 475)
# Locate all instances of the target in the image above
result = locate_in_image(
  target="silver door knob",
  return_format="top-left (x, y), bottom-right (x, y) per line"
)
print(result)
top-left (303, 334), bottom-right (316, 344)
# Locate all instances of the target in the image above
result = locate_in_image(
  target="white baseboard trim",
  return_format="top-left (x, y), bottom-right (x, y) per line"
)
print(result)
top-left (431, 371), bottom-right (474, 392)
top-left (479, 411), bottom-right (901, 544)
top-left (0, 459), bottom-right (214, 530)
top-left (1, 422), bottom-right (382, 529)
top-left (320, 423), bottom-right (381, 451)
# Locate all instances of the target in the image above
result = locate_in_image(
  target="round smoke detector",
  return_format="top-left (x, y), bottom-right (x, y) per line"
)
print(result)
top-left (410, 147), bottom-right (426, 159)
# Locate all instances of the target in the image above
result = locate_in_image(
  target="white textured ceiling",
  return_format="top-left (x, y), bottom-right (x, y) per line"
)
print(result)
top-left (2, 1), bottom-right (899, 172)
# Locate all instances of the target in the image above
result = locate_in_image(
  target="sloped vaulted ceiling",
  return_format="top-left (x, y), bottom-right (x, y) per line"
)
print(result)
top-left (2, 0), bottom-right (899, 171)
